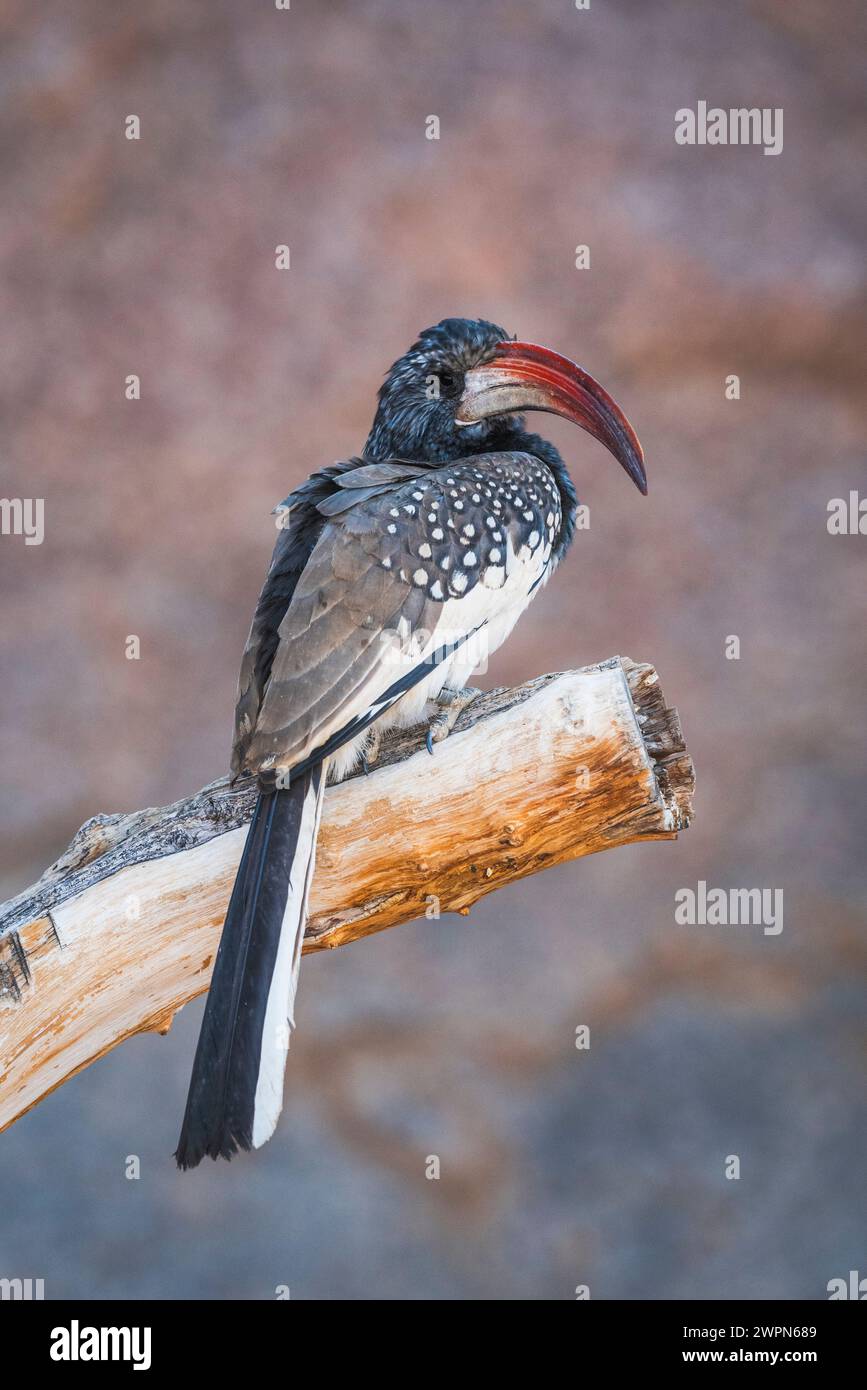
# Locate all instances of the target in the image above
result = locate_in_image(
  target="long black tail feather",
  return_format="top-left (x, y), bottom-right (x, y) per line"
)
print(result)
top-left (175, 770), bottom-right (322, 1169)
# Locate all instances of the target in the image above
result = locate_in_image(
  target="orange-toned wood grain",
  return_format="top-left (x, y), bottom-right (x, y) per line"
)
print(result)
top-left (0, 659), bottom-right (693, 1132)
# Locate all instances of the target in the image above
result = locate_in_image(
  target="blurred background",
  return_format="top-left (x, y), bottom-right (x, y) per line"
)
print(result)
top-left (1, 0), bottom-right (865, 1299)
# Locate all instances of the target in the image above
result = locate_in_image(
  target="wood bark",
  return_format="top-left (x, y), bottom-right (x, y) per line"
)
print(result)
top-left (0, 656), bottom-right (694, 1132)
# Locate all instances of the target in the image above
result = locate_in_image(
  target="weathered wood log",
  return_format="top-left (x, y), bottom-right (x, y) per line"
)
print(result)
top-left (0, 656), bottom-right (693, 1133)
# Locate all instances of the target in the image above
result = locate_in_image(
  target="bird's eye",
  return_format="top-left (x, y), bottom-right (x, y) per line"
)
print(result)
top-left (437, 370), bottom-right (456, 391)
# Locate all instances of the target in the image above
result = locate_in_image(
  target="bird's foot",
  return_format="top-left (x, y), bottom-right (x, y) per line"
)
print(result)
top-left (425, 686), bottom-right (482, 755)
top-left (360, 724), bottom-right (383, 775)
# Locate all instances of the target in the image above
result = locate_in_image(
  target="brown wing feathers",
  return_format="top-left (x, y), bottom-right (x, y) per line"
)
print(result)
top-left (233, 451), bottom-right (559, 785)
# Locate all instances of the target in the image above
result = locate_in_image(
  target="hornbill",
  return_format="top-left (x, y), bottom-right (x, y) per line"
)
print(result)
top-left (175, 317), bottom-right (646, 1169)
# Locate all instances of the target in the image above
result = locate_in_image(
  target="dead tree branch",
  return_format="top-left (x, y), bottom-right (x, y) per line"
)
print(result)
top-left (0, 656), bottom-right (694, 1132)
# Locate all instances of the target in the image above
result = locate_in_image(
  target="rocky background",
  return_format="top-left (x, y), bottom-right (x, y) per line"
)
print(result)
top-left (0, 0), bottom-right (864, 1299)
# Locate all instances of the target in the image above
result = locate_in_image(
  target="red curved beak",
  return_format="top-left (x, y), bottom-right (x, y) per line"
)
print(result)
top-left (456, 340), bottom-right (647, 495)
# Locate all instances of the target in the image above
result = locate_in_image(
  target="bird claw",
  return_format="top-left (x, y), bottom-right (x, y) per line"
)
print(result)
top-left (425, 686), bottom-right (482, 754)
